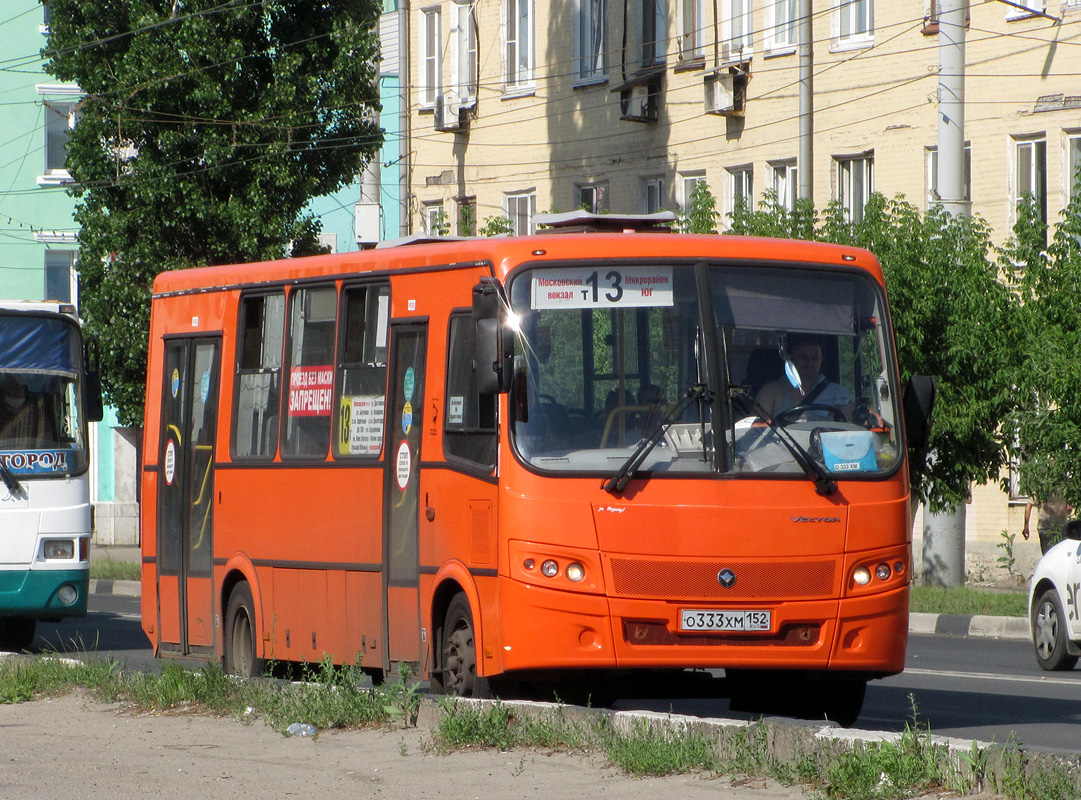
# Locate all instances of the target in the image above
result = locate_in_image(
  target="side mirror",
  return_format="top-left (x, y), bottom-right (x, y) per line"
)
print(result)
top-left (85, 371), bottom-right (104, 423)
top-left (472, 279), bottom-right (512, 395)
top-left (1062, 519), bottom-right (1081, 542)
top-left (902, 375), bottom-right (936, 452)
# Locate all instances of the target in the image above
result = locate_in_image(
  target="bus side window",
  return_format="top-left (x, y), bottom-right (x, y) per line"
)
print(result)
top-left (233, 293), bottom-right (285, 458)
top-left (282, 286), bottom-right (337, 459)
top-left (334, 284), bottom-right (390, 459)
top-left (443, 312), bottom-right (496, 470)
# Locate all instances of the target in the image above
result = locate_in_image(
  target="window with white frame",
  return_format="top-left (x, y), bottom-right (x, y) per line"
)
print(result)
top-left (768, 0), bottom-right (798, 51)
top-left (1014, 136), bottom-right (1047, 226)
top-left (424, 202), bottom-right (447, 234)
top-left (680, 0), bottom-right (705, 62)
top-left (723, 0), bottom-right (754, 59)
top-left (44, 250), bottom-right (77, 305)
top-left (420, 7), bottom-right (442, 108)
top-left (43, 100), bottom-right (77, 180)
top-left (1005, 0), bottom-right (1045, 20)
top-left (1068, 135), bottom-right (1081, 205)
top-left (506, 190), bottom-right (536, 235)
top-left (640, 177), bottom-right (666, 213)
top-left (678, 171), bottom-right (707, 212)
top-left (452, 0), bottom-right (478, 105)
top-left (506, 0), bottom-right (534, 89)
top-left (836, 152), bottom-right (874, 222)
top-left (576, 182), bottom-right (609, 213)
top-left (641, 0), bottom-right (667, 66)
top-left (770, 160), bottom-right (798, 211)
top-left (924, 144), bottom-right (971, 207)
top-left (727, 165), bottom-right (753, 215)
top-left (576, 0), bottom-right (607, 81)
top-left (837, 0), bottom-right (873, 45)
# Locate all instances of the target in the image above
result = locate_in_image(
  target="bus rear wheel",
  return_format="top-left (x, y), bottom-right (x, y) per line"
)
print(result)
top-left (0, 617), bottom-right (36, 652)
top-left (438, 594), bottom-right (480, 697)
top-left (223, 583), bottom-right (264, 678)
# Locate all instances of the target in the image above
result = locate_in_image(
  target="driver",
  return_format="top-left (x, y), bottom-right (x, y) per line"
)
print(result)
top-left (754, 336), bottom-right (853, 421)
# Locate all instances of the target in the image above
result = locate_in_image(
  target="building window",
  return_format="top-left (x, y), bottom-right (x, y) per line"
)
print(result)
top-left (837, 0), bottom-right (873, 45)
top-left (1014, 137), bottom-right (1047, 226)
top-left (768, 0), bottom-right (798, 50)
top-left (43, 101), bottom-right (76, 178)
top-left (680, 0), bottom-right (705, 62)
top-left (641, 177), bottom-right (666, 213)
top-left (770, 160), bottom-right (798, 211)
top-left (457, 197), bottom-right (477, 236)
top-left (924, 144), bottom-right (971, 207)
top-left (724, 0), bottom-right (754, 59)
top-left (577, 0), bottom-right (607, 81)
top-left (1067, 135), bottom-right (1081, 205)
top-left (836, 153), bottom-right (874, 222)
top-left (506, 190), bottom-right (536, 235)
top-left (576, 182), bottom-right (609, 213)
top-left (506, 0), bottom-right (534, 89)
top-left (420, 7), bottom-right (442, 108)
top-left (678, 171), bottom-right (707, 213)
top-left (453, 0), bottom-right (478, 105)
top-left (641, 0), bottom-right (667, 66)
top-left (727, 165), bottom-right (753, 215)
top-left (424, 202), bottom-right (447, 234)
top-left (44, 250), bottom-right (76, 304)
top-left (1005, 0), bottom-right (1045, 20)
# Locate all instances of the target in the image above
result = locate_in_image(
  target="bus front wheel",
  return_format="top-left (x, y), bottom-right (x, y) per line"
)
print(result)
top-left (437, 593), bottom-right (480, 697)
top-left (0, 617), bottom-right (36, 652)
top-left (223, 583), bottom-right (264, 678)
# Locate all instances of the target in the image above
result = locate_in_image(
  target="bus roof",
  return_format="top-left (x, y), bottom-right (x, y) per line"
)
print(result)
top-left (0, 300), bottom-right (80, 319)
top-left (151, 233), bottom-right (884, 296)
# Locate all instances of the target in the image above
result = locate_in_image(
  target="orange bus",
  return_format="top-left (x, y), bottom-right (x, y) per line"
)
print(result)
top-left (140, 213), bottom-right (934, 724)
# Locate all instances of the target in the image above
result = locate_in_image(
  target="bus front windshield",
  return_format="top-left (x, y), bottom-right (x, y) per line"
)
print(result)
top-left (507, 262), bottom-right (903, 481)
top-left (0, 315), bottom-right (88, 477)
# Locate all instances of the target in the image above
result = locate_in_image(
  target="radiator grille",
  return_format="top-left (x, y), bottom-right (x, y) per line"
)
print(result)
top-left (609, 558), bottom-right (837, 600)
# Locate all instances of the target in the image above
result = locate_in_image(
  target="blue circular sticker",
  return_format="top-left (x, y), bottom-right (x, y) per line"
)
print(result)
top-left (170, 368), bottom-right (180, 398)
top-left (404, 367), bottom-right (416, 402)
top-left (401, 401), bottom-right (413, 434)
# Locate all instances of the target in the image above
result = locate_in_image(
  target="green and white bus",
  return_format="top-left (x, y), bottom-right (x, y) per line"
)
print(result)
top-left (0, 301), bottom-right (103, 651)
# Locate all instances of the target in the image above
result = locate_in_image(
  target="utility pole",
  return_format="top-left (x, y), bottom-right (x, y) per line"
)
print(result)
top-left (797, 0), bottom-right (813, 200)
top-left (922, 0), bottom-right (968, 587)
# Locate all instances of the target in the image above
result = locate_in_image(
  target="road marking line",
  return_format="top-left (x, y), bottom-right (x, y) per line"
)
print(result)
top-left (903, 667), bottom-right (1081, 686)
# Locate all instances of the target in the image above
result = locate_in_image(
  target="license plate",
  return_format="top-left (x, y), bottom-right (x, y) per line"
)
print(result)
top-left (679, 609), bottom-right (771, 632)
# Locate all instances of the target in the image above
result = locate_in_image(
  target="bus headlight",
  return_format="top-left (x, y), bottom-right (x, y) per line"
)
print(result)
top-left (541, 560), bottom-right (559, 578)
top-left (43, 539), bottom-right (75, 560)
top-left (852, 567), bottom-right (872, 586)
top-left (565, 562), bottom-right (585, 582)
top-left (56, 584), bottom-right (78, 605)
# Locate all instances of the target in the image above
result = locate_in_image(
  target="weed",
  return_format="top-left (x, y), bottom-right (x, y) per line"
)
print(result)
top-left (997, 529), bottom-right (1018, 578)
top-left (602, 718), bottom-right (719, 777)
top-left (382, 662), bottom-right (423, 727)
top-left (433, 698), bottom-right (520, 751)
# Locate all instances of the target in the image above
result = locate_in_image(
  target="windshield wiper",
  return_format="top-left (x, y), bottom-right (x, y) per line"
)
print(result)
top-left (603, 385), bottom-right (709, 495)
top-left (731, 389), bottom-right (838, 497)
top-left (0, 456), bottom-right (25, 499)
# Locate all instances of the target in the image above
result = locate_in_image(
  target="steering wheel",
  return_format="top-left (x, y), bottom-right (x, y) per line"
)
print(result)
top-left (773, 404), bottom-right (847, 425)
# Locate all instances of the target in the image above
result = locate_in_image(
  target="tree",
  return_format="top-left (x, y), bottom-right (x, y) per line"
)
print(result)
top-left (729, 191), bottom-right (1021, 511)
top-left (45, 0), bottom-right (383, 425)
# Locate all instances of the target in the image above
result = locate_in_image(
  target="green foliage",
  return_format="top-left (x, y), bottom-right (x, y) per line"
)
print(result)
top-left (728, 191), bottom-right (1019, 511)
top-left (479, 215), bottom-right (514, 237)
top-left (678, 180), bottom-right (720, 234)
top-left (997, 529), bottom-right (1018, 578)
top-left (458, 204), bottom-right (477, 237)
top-left (382, 662), bottom-right (423, 727)
top-left (908, 585), bottom-right (1027, 616)
top-left (44, 0), bottom-right (383, 425)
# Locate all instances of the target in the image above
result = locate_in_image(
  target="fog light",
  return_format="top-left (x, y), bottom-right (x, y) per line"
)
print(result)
top-left (57, 584), bottom-right (78, 606)
top-left (894, 561), bottom-right (905, 574)
top-left (566, 562), bottom-right (585, 582)
top-left (43, 539), bottom-right (74, 560)
top-left (875, 563), bottom-right (892, 581)
top-left (853, 567), bottom-right (872, 586)
top-left (541, 560), bottom-right (559, 578)
top-left (523, 558), bottom-right (535, 571)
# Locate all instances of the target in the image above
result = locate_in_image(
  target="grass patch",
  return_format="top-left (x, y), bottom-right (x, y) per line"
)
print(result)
top-left (89, 556), bottom-right (141, 582)
top-left (910, 585), bottom-right (1028, 617)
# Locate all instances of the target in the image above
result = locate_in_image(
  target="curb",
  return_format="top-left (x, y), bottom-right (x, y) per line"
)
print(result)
top-left (87, 582), bottom-right (1031, 640)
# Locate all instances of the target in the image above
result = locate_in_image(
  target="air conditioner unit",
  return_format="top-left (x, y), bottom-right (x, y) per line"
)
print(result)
top-left (704, 66), bottom-right (748, 117)
top-left (433, 94), bottom-right (469, 132)
top-left (620, 83), bottom-right (658, 123)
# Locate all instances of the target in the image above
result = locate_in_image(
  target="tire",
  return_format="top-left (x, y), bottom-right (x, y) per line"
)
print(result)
top-left (1033, 588), bottom-right (1079, 672)
top-left (0, 617), bottom-right (36, 652)
top-left (223, 583), bottom-right (264, 677)
top-left (436, 593), bottom-right (481, 697)
top-left (818, 679), bottom-right (867, 727)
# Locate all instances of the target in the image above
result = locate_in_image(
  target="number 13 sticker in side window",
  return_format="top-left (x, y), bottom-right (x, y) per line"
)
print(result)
top-left (531, 267), bottom-right (674, 310)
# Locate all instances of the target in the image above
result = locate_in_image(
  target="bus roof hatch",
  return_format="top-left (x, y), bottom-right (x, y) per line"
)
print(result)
top-left (533, 210), bottom-right (677, 234)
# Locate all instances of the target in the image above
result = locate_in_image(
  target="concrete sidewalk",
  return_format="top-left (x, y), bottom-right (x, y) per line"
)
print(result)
top-left (89, 546), bottom-right (1031, 641)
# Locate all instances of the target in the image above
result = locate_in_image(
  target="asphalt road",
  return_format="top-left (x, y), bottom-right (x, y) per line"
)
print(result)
top-left (30, 593), bottom-right (1081, 755)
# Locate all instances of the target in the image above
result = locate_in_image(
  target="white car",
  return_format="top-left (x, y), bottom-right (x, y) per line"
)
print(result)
top-left (1029, 521), bottom-right (1081, 671)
